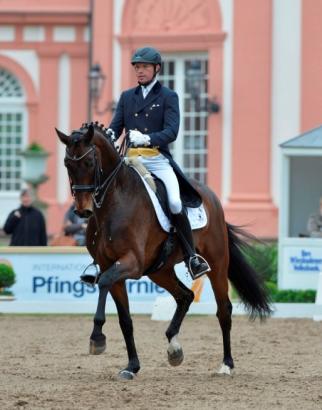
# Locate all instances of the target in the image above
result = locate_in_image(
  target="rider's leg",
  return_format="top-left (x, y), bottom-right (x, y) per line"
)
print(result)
top-left (139, 155), bottom-right (210, 279)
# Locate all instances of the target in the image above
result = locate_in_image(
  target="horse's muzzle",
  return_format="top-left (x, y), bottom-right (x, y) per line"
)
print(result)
top-left (74, 208), bottom-right (93, 218)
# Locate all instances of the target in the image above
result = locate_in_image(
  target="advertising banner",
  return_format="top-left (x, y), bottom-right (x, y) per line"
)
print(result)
top-left (0, 247), bottom-right (216, 313)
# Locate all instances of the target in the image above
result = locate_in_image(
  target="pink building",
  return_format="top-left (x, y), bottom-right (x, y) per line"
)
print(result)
top-left (0, 0), bottom-right (321, 238)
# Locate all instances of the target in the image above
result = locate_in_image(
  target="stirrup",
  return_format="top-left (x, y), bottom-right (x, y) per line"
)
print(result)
top-left (80, 263), bottom-right (100, 288)
top-left (188, 254), bottom-right (211, 280)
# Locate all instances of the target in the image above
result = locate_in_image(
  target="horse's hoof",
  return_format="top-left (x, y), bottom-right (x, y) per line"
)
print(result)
top-left (167, 347), bottom-right (184, 366)
top-left (167, 335), bottom-right (184, 366)
top-left (89, 338), bottom-right (106, 355)
top-left (119, 370), bottom-right (135, 380)
top-left (217, 363), bottom-right (234, 376)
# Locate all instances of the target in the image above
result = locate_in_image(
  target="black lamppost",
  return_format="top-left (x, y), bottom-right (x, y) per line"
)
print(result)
top-left (88, 63), bottom-right (116, 116)
top-left (186, 60), bottom-right (220, 114)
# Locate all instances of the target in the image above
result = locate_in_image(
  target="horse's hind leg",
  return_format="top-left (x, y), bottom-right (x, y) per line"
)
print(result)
top-left (150, 268), bottom-right (194, 366)
top-left (207, 260), bottom-right (234, 375)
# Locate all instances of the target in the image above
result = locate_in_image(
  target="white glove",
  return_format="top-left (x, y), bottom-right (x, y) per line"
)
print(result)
top-left (129, 130), bottom-right (150, 147)
top-left (106, 128), bottom-right (116, 141)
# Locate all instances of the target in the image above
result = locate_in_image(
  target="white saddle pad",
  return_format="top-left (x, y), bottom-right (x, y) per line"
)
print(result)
top-left (134, 168), bottom-right (208, 233)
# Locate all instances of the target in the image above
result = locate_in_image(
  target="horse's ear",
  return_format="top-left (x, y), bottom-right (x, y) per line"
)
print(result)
top-left (84, 124), bottom-right (94, 144)
top-left (55, 128), bottom-right (70, 145)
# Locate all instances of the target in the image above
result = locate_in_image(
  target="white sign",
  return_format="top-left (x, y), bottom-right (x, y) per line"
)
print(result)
top-left (279, 239), bottom-right (322, 289)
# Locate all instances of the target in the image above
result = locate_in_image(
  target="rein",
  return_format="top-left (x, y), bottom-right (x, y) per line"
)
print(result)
top-left (65, 131), bottom-right (130, 208)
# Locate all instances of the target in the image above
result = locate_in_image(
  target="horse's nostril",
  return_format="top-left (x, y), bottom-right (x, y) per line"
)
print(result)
top-left (74, 209), bottom-right (82, 217)
top-left (83, 210), bottom-right (93, 218)
top-left (74, 208), bottom-right (93, 218)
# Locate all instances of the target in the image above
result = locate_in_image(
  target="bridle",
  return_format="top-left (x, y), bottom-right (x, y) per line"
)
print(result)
top-left (65, 131), bottom-right (129, 208)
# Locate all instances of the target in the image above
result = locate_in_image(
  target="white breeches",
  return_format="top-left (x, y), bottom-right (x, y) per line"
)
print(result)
top-left (138, 154), bottom-right (182, 214)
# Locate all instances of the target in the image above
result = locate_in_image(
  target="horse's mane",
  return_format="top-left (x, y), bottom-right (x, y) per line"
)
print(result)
top-left (71, 121), bottom-right (114, 142)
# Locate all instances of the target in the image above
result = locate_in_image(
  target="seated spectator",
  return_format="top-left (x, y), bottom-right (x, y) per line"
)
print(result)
top-left (63, 203), bottom-right (88, 246)
top-left (307, 197), bottom-right (322, 238)
top-left (3, 188), bottom-right (47, 246)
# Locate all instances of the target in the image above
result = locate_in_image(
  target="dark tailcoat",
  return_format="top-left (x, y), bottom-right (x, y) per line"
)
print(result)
top-left (109, 81), bottom-right (201, 207)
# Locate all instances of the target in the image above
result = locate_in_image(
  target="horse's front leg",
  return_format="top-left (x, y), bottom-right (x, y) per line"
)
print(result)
top-left (91, 255), bottom-right (142, 378)
top-left (90, 284), bottom-right (109, 355)
top-left (89, 262), bottom-right (125, 354)
top-left (110, 281), bottom-right (140, 380)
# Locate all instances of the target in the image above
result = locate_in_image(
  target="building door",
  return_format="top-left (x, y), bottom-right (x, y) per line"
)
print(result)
top-left (159, 53), bottom-right (208, 183)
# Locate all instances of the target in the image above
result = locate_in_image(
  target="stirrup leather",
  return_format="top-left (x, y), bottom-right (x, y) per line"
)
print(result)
top-left (188, 254), bottom-right (211, 280)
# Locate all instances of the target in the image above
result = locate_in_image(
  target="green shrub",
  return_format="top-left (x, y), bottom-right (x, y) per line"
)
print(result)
top-left (243, 242), bottom-right (278, 283)
top-left (0, 263), bottom-right (16, 289)
top-left (266, 281), bottom-right (316, 303)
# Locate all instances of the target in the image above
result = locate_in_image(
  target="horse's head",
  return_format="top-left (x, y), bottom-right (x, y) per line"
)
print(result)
top-left (56, 123), bottom-right (121, 218)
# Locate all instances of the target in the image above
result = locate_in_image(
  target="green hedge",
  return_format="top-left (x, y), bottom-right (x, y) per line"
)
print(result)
top-left (266, 281), bottom-right (316, 303)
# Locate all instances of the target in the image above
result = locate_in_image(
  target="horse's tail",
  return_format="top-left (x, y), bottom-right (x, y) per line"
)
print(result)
top-left (226, 223), bottom-right (273, 319)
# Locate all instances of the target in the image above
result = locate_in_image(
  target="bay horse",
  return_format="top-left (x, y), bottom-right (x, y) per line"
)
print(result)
top-left (56, 122), bottom-right (272, 380)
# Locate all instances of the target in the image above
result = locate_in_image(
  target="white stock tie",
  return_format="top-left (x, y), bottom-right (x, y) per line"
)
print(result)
top-left (142, 86), bottom-right (149, 99)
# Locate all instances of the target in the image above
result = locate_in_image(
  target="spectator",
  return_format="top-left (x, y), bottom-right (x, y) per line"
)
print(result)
top-left (3, 188), bottom-right (47, 246)
top-left (63, 203), bottom-right (88, 246)
top-left (307, 197), bottom-right (322, 238)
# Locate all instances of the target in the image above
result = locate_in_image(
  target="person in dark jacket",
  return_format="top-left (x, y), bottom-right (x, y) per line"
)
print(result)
top-left (3, 188), bottom-right (47, 246)
top-left (107, 46), bottom-right (210, 279)
top-left (63, 203), bottom-right (88, 246)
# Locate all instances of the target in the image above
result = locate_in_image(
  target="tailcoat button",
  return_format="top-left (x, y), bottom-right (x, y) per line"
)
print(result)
top-left (134, 113), bottom-right (138, 117)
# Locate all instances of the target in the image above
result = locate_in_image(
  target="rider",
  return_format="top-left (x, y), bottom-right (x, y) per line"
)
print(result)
top-left (107, 46), bottom-right (210, 279)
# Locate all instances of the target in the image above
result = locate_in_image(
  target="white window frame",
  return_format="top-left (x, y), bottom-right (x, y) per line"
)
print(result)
top-left (160, 52), bottom-right (208, 182)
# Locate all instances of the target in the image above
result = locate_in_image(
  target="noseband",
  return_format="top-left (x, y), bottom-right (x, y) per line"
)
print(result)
top-left (65, 146), bottom-right (97, 192)
top-left (65, 143), bottom-right (124, 208)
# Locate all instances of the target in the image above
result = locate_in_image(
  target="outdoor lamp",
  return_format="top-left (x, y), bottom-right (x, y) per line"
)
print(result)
top-left (89, 63), bottom-right (105, 101)
top-left (88, 63), bottom-right (116, 114)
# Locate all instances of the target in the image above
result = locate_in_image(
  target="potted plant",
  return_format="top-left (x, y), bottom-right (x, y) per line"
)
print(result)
top-left (0, 262), bottom-right (16, 300)
top-left (20, 142), bottom-right (49, 183)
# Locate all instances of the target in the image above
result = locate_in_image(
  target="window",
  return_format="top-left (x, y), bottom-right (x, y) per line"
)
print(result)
top-left (159, 54), bottom-right (208, 183)
top-left (0, 68), bottom-right (25, 192)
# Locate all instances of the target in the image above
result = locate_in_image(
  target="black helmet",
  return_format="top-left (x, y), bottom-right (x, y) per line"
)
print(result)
top-left (131, 47), bottom-right (162, 66)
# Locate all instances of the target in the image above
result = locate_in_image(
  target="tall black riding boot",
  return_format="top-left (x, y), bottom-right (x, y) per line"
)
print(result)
top-left (172, 210), bottom-right (210, 279)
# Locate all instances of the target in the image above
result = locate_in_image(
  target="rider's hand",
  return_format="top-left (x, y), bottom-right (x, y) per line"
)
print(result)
top-left (129, 130), bottom-right (150, 147)
top-left (106, 128), bottom-right (116, 141)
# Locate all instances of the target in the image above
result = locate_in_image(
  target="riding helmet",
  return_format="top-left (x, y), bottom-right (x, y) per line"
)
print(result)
top-left (131, 47), bottom-right (162, 66)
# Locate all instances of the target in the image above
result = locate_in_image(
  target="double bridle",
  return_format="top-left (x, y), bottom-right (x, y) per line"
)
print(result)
top-left (65, 140), bottom-right (125, 209)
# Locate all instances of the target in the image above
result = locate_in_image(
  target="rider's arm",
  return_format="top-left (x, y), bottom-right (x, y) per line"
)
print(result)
top-left (148, 91), bottom-right (180, 147)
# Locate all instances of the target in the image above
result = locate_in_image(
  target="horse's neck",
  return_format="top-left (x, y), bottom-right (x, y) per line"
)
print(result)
top-left (94, 134), bottom-right (119, 172)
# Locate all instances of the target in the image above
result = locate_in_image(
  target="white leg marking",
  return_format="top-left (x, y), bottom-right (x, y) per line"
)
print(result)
top-left (168, 335), bottom-right (181, 354)
top-left (217, 363), bottom-right (233, 376)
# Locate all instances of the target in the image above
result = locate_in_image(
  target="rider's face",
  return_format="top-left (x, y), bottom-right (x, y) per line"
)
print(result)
top-left (133, 63), bottom-right (158, 85)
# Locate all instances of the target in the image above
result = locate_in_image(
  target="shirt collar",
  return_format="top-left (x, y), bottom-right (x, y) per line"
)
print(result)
top-left (141, 77), bottom-right (158, 96)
